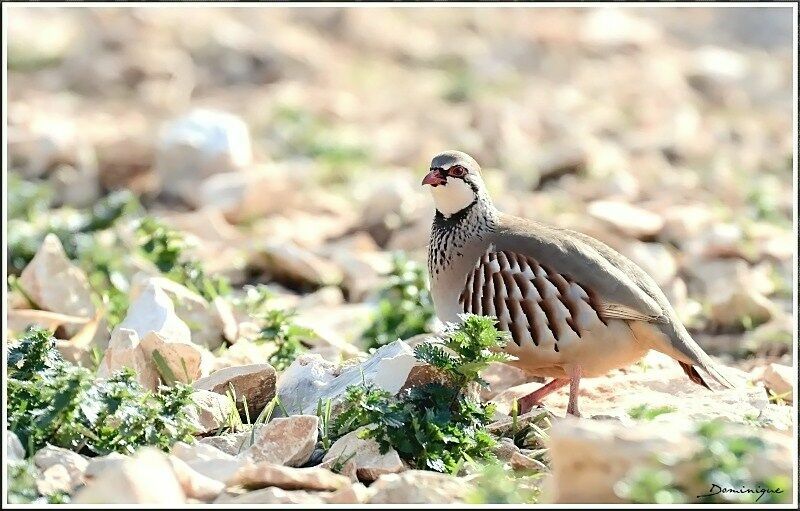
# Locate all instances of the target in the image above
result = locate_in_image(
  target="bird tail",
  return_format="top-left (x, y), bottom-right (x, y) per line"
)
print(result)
top-left (679, 361), bottom-right (711, 390)
top-left (667, 320), bottom-right (737, 390)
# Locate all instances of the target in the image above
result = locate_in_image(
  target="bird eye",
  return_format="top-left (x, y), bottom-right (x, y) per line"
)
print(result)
top-left (449, 165), bottom-right (467, 177)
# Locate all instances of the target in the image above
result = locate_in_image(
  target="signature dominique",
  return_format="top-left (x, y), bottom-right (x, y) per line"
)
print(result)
top-left (697, 484), bottom-right (785, 502)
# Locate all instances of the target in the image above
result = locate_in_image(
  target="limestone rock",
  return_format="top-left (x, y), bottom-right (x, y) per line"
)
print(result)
top-left (7, 431), bottom-right (26, 461)
top-left (169, 442), bottom-right (242, 484)
top-left (251, 240), bottom-right (343, 289)
top-left (192, 363), bottom-right (277, 419)
top-left (187, 389), bottom-right (237, 435)
top-left (750, 363), bottom-right (793, 400)
top-left (199, 424), bottom-right (268, 456)
top-left (294, 303), bottom-right (374, 359)
top-left (130, 274), bottom-right (226, 350)
top-left (167, 455), bottom-right (226, 502)
top-left (244, 415), bottom-right (319, 467)
top-left (231, 463), bottom-right (351, 491)
top-left (85, 453), bottom-right (130, 479)
top-left (195, 164), bottom-right (312, 223)
top-left (708, 288), bottom-right (775, 329)
top-left (323, 483), bottom-right (374, 504)
top-left (490, 381), bottom-right (548, 416)
top-left (97, 328), bottom-right (160, 391)
top-left (480, 362), bottom-right (534, 401)
top-left (587, 200), bottom-right (664, 239)
top-left (544, 417), bottom-right (792, 503)
top-left (51, 162), bottom-right (101, 208)
top-left (140, 330), bottom-right (208, 385)
top-left (187, 459), bottom-right (244, 485)
top-left (33, 445), bottom-right (89, 485)
top-left (17, 233), bottom-right (95, 335)
top-left (321, 427), bottom-right (404, 482)
top-left (115, 281), bottom-right (191, 347)
top-left (7, 309), bottom-right (90, 337)
top-left (170, 441), bottom-right (234, 463)
top-left (117, 283), bottom-right (212, 384)
top-left (216, 487), bottom-right (326, 504)
top-left (37, 464), bottom-right (75, 496)
top-left (367, 470), bottom-right (465, 504)
top-left (620, 241), bottom-right (677, 286)
top-left (580, 8), bottom-right (662, 50)
top-left (74, 448), bottom-right (186, 504)
top-left (275, 340), bottom-right (419, 417)
top-left (155, 109), bottom-right (252, 199)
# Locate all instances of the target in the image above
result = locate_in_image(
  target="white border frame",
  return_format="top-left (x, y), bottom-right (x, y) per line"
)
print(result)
top-left (2, 2), bottom-right (797, 509)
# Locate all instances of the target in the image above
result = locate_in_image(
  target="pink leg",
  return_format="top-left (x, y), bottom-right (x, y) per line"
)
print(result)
top-left (518, 378), bottom-right (570, 414)
top-left (566, 365), bottom-right (582, 417)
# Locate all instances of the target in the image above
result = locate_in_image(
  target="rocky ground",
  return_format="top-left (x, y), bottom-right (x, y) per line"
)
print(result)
top-left (5, 6), bottom-right (796, 505)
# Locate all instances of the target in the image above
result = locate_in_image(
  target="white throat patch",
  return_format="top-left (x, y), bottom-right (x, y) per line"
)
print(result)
top-left (430, 178), bottom-right (475, 217)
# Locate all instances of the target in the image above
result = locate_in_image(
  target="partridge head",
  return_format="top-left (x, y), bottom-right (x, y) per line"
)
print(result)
top-left (423, 150), bottom-right (734, 416)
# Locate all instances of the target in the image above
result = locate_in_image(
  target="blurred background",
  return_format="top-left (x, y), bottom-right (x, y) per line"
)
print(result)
top-left (6, 6), bottom-right (795, 370)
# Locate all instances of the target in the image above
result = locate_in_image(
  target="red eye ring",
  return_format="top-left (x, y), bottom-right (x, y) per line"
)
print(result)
top-left (449, 165), bottom-right (467, 177)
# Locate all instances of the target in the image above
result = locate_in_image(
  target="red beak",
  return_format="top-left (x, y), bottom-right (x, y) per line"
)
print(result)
top-left (422, 170), bottom-right (447, 187)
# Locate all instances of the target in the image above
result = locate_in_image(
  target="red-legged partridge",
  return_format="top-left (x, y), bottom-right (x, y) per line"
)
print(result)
top-left (423, 150), bottom-right (734, 416)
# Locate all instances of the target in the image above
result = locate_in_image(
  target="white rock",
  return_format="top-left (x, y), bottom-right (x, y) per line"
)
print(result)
top-left (140, 331), bottom-right (208, 384)
top-left (187, 389), bottom-right (237, 435)
top-left (230, 462), bottom-right (351, 491)
top-left (276, 341), bottom-right (419, 417)
top-left (660, 204), bottom-right (716, 245)
top-left (7, 309), bottom-right (90, 337)
top-left (170, 441), bottom-right (234, 463)
top-left (244, 415), bottom-right (319, 467)
top-left (750, 363), bottom-right (793, 400)
top-left (155, 109), bottom-right (252, 199)
top-left (192, 363), bottom-right (277, 419)
top-left (51, 162), bottom-right (101, 208)
top-left (216, 487), bottom-right (326, 504)
top-left (115, 281), bottom-right (191, 347)
top-left (580, 8), bottom-right (662, 50)
top-left (294, 303), bottom-right (374, 359)
top-left (686, 259), bottom-right (761, 297)
top-left (7, 430), bottom-right (26, 461)
top-left (252, 240), bottom-right (343, 288)
top-left (480, 362), bottom-right (535, 401)
top-left (321, 427), bottom-right (404, 481)
top-left (167, 455), bottom-right (225, 502)
top-left (358, 173), bottom-right (429, 246)
top-left (687, 46), bottom-right (749, 97)
top-left (194, 164), bottom-right (311, 223)
top-left (708, 287), bottom-right (775, 329)
top-left (620, 241), bottom-right (677, 286)
top-left (130, 274), bottom-right (225, 351)
top-left (116, 283), bottom-right (212, 384)
top-left (544, 416), bottom-right (792, 503)
top-left (17, 233), bottom-right (95, 335)
top-left (10, 115), bottom-right (91, 179)
top-left (212, 340), bottom-right (275, 371)
top-left (199, 424), bottom-right (268, 456)
top-left (367, 470), bottom-right (465, 504)
top-left (587, 201), bottom-right (664, 239)
top-left (97, 328), bottom-right (160, 391)
top-left (37, 464), bottom-right (75, 495)
top-left (33, 445), bottom-right (89, 484)
top-left (187, 458), bottom-right (244, 485)
top-left (170, 442), bottom-right (242, 486)
top-left (85, 452), bottom-right (129, 478)
top-left (323, 482), bottom-right (375, 504)
top-left (74, 448), bottom-right (186, 504)
top-left (689, 223), bottom-right (744, 258)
